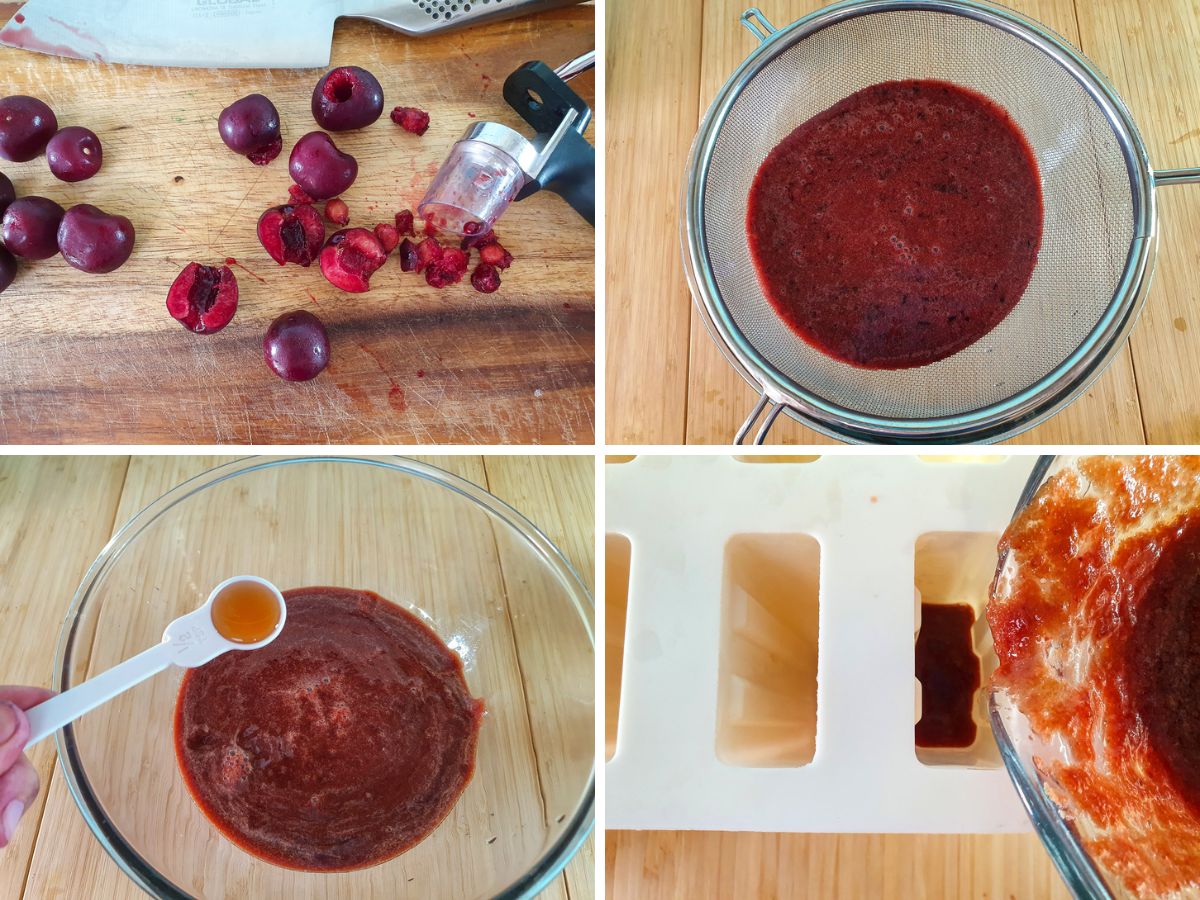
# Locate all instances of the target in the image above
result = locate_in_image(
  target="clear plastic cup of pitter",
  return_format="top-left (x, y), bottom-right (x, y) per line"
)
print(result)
top-left (418, 139), bottom-right (527, 236)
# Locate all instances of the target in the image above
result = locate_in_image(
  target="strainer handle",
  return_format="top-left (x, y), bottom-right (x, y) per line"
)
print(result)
top-left (1155, 168), bottom-right (1200, 187)
top-left (740, 8), bottom-right (777, 44)
top-left (735, 392), bottom-right (786, 444)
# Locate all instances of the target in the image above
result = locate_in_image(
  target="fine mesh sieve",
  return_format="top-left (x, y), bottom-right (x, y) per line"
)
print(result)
top-left (682, 1), bottom-right (1200, 444)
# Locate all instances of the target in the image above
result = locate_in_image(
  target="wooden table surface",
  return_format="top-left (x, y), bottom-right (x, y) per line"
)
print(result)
top-left (0, 5), bottom-right (594, 445)
top-left (0, 454), bottom-right (594, 900)
top-left (606, 0), bottom-right (1200, 445)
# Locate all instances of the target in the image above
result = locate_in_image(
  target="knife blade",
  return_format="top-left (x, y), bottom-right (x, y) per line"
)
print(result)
top-left (0, 0), bottom-right (583, 68)
top-left (0, 0), bottom-right (338, 67)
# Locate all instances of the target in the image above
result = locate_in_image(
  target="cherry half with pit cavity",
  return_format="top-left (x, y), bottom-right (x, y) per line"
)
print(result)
top-left (264, 310), bottom-right (330, 381)
top-left (166, 263), bottom-right (239, 334)
top-left (319, 227), bottom-right (387, 293)
top-left (289, 131), bottom-right (357, 201)
top-left (0, 95), bottom-right (57, 162)
top-left (257, 204), bottom-right (325, 267)
top-left (311, 67), bottom-right (384, 132)
top-left (58, 204), bottom-right (135, 273)
top-left (1, 196), bottom-right (64, 260)
top-left (218, 94), bottom-right (282, 165)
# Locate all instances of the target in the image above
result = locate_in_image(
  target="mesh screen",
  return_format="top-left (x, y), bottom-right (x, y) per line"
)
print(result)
top-left (701, 8), bottom-right (1137, 420)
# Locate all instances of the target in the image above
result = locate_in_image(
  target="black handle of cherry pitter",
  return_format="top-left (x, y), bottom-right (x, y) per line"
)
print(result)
top-left (503, 61), bottom-right (595, 226)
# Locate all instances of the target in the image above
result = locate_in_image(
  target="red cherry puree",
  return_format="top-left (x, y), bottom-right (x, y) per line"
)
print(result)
top-left (174, 586), bottom-right (484, 872)
top-left (746, 80), bottom-right (1042, 369)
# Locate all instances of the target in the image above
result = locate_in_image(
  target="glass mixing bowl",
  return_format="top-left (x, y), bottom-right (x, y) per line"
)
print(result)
top-left (990, 454), bottom-right (1121, 900)
top-left (51, 457), bottom-right (594, 899)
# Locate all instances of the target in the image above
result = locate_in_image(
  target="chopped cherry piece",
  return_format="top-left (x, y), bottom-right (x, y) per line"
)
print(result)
top-left (374, 222), bottom-right (399, 254)
top-left (460, 228), bottom-right (495, 250)
top-left (479, 241), bottom-right (514, 270)
top-left (425, 247), bottom-right (468, 289)
top-left (471, 263), bottom-right (501, 294)
top-left (390, 106), bottom-right (430, 136)
top-left (414, 237), bottom-right (443, 273)
top-left (288, 183), bottom-right (315, 205)
top-left (398, 238), bottom-right (419, 272)
top-left (324, 198), bottom-right (349, 226)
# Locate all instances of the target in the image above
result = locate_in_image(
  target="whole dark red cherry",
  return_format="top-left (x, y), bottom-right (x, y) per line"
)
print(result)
top-left (46, 126), bottom-right (103, 182)
top-left (218, 94), bottom-right (282, 165)
top-left (264, 310), bottom-right (330, 381)
top-left (0, 172), bottom-right (14, 217)
top-left (1, 196), bottom-right (65, 259)
top-left (311, 66), bottom-right (384, 131)
top-left (0, 247), bottom-right (15, 294)
top-left (0, 95), bottom-right (57, 162)
top-left (288, 131), bottom-right (357, 200)
top-left (57, 204), bottom-right (135, 273)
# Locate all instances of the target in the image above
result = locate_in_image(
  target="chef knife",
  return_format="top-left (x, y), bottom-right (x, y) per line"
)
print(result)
top-left (0, 0), bottom-right (585, 68)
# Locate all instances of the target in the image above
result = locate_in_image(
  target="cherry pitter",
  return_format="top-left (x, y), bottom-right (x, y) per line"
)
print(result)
top-left (419, 50), bottom-right (595, 236)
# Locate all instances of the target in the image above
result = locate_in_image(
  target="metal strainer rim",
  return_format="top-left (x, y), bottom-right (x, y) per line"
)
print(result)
top-left (681, 0), bottom-right (1157, 444)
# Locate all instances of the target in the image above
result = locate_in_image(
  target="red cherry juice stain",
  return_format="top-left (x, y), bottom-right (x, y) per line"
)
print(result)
top-left (416, 369), bottom-right (426, 378)
top-left (338, 380), bottom-right (373, 413)
top-left (355, 340), bottom-right (407, 412)
top-left (305, 289), bottom-right (328, 313)
top-left (388, 384), bottom-right (407, 412)
top-left (467, 112), bottom-right (476, 119)
top-left (14, 13), bottom-right (25, 23)
top-left (226, 258), bottom-right (266, 284)
top-left (563, 302), bottom-right (571, 309)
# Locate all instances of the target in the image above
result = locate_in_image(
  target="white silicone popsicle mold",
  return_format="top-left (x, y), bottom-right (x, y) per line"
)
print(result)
top-left (606, 455), bottom-right (1038, 834)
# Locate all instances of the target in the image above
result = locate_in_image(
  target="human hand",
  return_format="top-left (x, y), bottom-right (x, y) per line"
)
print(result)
top-left (0, 686), bottom-right (55, 849)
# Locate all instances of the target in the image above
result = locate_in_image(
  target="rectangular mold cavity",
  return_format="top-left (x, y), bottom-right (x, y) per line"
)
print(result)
top-left (913, 532), bottom-right (1002, 768)
top-left (605, 533), bottom-right (632, 760)
top-left (717, 534), bottom-right (820, 767)
top-left (733, 456), bottom-right (820, 464)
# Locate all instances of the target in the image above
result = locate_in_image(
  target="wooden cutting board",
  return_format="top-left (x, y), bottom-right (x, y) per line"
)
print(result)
top-left (0, 5), bottom-right (595, 444)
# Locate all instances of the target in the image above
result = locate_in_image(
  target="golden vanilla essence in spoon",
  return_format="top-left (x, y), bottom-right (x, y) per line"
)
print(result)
top-left (210, 578), bottom-right (283, 644)
top-left (988, 456), bottom-right (1200, 898)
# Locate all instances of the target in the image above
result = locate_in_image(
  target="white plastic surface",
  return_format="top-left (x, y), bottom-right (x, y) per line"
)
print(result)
top-left (605, 455), bottom-right (1037, 833)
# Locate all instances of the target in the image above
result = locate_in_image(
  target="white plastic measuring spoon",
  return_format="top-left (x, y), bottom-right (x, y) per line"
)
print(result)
top-left (23, 575), bottom-right (287, 749)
